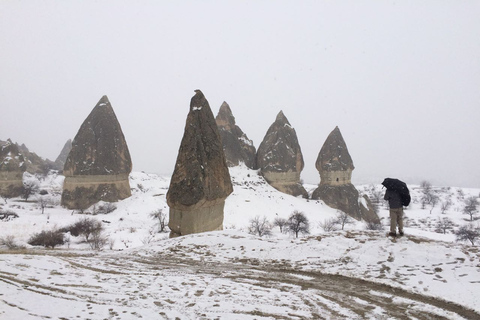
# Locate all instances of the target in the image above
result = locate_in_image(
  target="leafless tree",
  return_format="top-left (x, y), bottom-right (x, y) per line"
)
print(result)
top-left (286, 210), bottom-right (310, 238)
top-left (463, 196), bottom-right (479, 222)
top-left (335, 211), bottom-right (355, 230)
top-left (150, 209), bottom-right (168, 233)
top-left (435, 217), bottom-right (455, 234)
top-left (441, 200), bottom-right (452, 214)
top-left (248, 216), bottom-right (272, 237)
top-left (273, 217), bottom-right (288, 233)
top-left (455, 224), bottom-right (480, 245)
top-left (429, 194), bottom-right (440, 214)
top-left (37, 195), bottom-right (51, 214)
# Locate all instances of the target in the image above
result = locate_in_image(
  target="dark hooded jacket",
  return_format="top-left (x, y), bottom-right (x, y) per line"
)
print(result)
top-left (384, 189), bottom-right (403, 209)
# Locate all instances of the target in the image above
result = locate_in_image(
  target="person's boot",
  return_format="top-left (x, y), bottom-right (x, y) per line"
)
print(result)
top-left (388, 232), bottom-right (397, 237)
top-left (399, 231), bottom-right (404, 236)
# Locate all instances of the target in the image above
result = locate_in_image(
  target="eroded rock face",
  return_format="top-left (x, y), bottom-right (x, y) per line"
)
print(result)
top-left (61, 96), bottom-right (132, 209)
top-left (54, 139), bottom-right (72, 172)
top-left (167, 90), bottom-right (233, 238)
top-left (256, 111), bottom-right (307, 198)
top-left (312, 127), bottom-right (379, 223)
top-left (0, 139), bottom-right (26, 197)
top-left (215, 102), bottom-right (256, 169)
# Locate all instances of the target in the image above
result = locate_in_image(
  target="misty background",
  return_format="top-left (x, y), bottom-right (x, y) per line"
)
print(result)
top-left (1, 1), bottom-right (479, 188)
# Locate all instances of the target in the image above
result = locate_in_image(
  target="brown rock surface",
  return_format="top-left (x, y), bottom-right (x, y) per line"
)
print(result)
top-left (0, 139), bottom-right (26, 197)
top-left (61, 95), bottom-right (132, 209)
top-left (256, 111), bottom-right (307, 198)
top-left (215, 101), bottom-right (256, 169)
top-left (312, 127), bottom-right (379, 223)
top-left (167, 90), bottom-right (233, 237)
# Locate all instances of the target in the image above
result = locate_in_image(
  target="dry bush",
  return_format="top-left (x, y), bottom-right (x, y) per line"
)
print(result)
top-left (28, 229), bottom-right (64, 248)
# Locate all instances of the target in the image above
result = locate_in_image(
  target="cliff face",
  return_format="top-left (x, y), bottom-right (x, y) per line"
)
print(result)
top-left (0, 140), bottom-right (26, 197)
top-left (61, 96), bottom-right (132, 209)
top-left (167, 90), bottom-right (233, 237)
top-left (216, 102), bottom-right (256, 169)
top-left (256, 111), bottom-right (307, 198)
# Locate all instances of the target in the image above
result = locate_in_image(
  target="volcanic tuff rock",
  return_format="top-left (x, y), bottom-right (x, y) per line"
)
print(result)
top-left (312, 127), bottom-right (379, 223)
top-left (215, 101), bottom-right (256, 169)
top-left (256, 111), bottom-right (308, 198)
top-left (54, 139), bottom-right (72, 172)
top-left (0, 139), bottom-right (27, 197)
top-left (61, 95), bottom-right (132, 209)
top-left (167, 90), bottom-right (233, 238)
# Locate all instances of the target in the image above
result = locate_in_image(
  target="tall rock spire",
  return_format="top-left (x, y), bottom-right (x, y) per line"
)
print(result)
top-left (312, 127), bottom-right (379, 223)
top-left (167, 90), bottom-right (233, 237)
top-left (61, 95), bottom-right (132, 209)
top-left (256, 111), bottom-right (307, 198)
top-left (215, 101), bottom-right (256, 169)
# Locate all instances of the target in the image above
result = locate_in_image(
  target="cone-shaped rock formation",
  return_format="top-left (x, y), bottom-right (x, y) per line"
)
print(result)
top-left (256, 111), bottom-right (307, 198)
top-left (312, 127), bottom-right (379, 222)
top-left (215, 102), bottom-right (256, 169)
top-left (0, 139), bottom-right (27, 197)
top-left (167, 90), bottom-right (233, 238)
top-left (61, 96), bottom-right (132, 209)
top-left (54, 139), bottom-right (72, 172)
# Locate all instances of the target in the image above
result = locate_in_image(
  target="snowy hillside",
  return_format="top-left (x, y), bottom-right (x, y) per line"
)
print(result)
top-left (1, 166), bottom-right (480, 319)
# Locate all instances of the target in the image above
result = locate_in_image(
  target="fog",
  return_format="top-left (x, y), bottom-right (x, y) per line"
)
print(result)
top-left (1, 1), bottom-right (479, 187)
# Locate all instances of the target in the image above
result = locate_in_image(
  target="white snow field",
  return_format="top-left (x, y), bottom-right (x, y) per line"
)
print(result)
top-left (1, 165), bottom-right (479, 319)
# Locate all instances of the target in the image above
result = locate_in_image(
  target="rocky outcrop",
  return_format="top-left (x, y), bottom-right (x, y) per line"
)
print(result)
top-left (256, 111), bottom-right (307, 198)
top-left (54, 139), bottom-right (72, 172)
top-left (215, 102), bottom-right (256, 169)
top-left (312, 127), bottom-right (379, 223)
top-left (61, 96), bottom-right (132, 209)
top-left (167, 90), bottom-right (233, 238)
top-left (0, 139), bottom-right (26, 198)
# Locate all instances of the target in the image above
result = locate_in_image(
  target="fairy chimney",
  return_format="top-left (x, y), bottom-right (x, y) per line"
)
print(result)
top-left (215, 101), bottom-right (256, 169)
top-left (61, 95), bottom-right (132, 209)
top-left (0, 139), bottom-right (26, 198)
top-left (312, 127), bottom-right (378, 222)
top-left (167, 90), bottom-right (233, 238)
top-left (54, 139), bottom-right (72, 172)
top-left (256, 111), bottom-right (308, 198)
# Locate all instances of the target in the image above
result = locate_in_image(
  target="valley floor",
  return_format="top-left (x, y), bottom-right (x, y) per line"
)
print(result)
top-left (1, 230), bottom-right (480, 320)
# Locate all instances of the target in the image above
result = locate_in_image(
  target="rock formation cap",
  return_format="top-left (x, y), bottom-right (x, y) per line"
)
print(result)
top-left (63, 95), bottom-right (132, 176)
top-left (316, 126), bottom-right (354, 172)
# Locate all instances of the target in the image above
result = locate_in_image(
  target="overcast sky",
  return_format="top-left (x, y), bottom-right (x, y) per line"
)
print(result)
top-left (1, 1), bottom-right (479, 188)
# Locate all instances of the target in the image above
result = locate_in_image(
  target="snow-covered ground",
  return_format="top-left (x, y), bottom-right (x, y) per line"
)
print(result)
top-left (1, 166), bottom-right (479, 319)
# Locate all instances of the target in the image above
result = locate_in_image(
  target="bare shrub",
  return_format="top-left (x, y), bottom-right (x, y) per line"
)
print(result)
top-left (319, 218), bottom-right (338, 232)
top-left (365, 221), bottom-right (384, 231)
top-left (64, 217), bottom-right (103, 242)
top-left (28, 229), bottom-right (64, 248)
top-left (96, 202), bottom-right (117, 214)
top-left (88, 229), bottom-right (109, 250)
top-left (0, 209), bottom-right (19, 221)
top-left (1, 235), bottom-right (20, 249)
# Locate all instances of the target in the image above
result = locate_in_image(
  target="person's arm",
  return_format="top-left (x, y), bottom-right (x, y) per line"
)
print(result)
top-left (384, 190), bottom-right (390, 201)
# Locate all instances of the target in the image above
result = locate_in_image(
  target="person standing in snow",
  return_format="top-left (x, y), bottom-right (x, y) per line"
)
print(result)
top-left (384, 189), bottom-right (404, 237)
